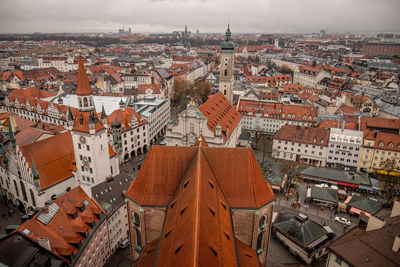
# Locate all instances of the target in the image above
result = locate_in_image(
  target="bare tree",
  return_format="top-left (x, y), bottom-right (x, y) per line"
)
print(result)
top-left (281, 160), bottom-right (302, 194)
top-left (376, 159), bottom-right (400, 205)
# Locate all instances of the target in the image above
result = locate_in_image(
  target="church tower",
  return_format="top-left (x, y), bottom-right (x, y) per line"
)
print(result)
top-left (219, 24), bottom-right (235, 104)
top-left (71, 60), bottom-right (113, 196)
top-left (76, 60), bottom-right (95, 112)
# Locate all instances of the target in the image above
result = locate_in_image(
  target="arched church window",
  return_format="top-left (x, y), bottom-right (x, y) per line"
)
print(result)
top-left (224, 69), bottom-right (228, 76)
top-left (79, 99), bottom-right (82, 107)
top-left (257, 231), bottom-right (264, 250)
top-left (89, 98), bottom-right (93, 106)
top-left (190, 123), bottom-right (194, 133)
top-left (133, 212), bottom-right (140, 227)
top-left (259, 215), bottom-right (267, 229)
top-left (30, 189), bottom-right (36, 206)
top-left (83, 97), bottom-right (88, 107)
top-left (224, 90), bottom-right (227, 95)
top-left (20, 181), bottom-right (27, 201)
top-left (136, 228), bottom-right (142, 247)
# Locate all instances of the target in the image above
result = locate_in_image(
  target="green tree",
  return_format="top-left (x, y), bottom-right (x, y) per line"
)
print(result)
top-left (281, 160), bottom-right (302, 194)
top-left (376, 159), bottom-right (400, 205)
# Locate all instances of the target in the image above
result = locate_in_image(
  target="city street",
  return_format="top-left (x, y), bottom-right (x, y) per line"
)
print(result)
top-left (0, 198), bottom-right (23, 235)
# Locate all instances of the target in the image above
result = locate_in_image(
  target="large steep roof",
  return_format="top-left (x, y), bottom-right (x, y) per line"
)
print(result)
top-left (198, 92), bottom-right (242, 142)
top-left (126, 141), bottom-right (274, 209)
top-left (19, 131), bottom-right (75, 189)
top-left (75, 60), bottom-right (93, 96)
top-left (136, 138), bottom-right (262, 267)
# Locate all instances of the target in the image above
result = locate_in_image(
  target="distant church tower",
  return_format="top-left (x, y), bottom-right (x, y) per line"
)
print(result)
top-left (71, 60), bottom-right (113, 196)
top-left (219, 24), bottom-right (235, 104)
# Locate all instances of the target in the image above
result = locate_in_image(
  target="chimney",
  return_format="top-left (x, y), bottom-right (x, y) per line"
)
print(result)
top-left (393, 234), bottom-right (400, 252)
top-left (366, 214), bottom-right (385, 232)
top-left (38, 237), bottom-right (51, 251)
top-left (390, 200), bottom-right (400, 218)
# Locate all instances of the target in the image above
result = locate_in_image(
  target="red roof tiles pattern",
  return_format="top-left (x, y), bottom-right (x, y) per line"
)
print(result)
top-left (19, 131), bottom-right (75, 189)
top-left (238, 99), bottom-right (318, 123)
top-left (17, 186), bottom-right (105, 263)
top-left (75, 60), bottom-right (93, 96)
top-left (198, 92), bottom-right (242, 142)
top-left (274, 124), bottom-right (330, 147)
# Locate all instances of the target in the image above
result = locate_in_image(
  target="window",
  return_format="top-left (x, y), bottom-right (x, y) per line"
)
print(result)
top-left (86, 145), bottom-right (90, 151)
top-left (257, 232), bottom-right (263, 250)
top-left (335, 256), bottom-right (343, 265)
top-left (133, 212), bottom-right (140, 226)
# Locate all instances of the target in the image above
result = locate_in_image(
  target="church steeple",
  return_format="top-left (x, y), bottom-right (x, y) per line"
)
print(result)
top-left (76, 59), bottom-right (95, 112)
top-left (225, 24), bottom-right (231, 41)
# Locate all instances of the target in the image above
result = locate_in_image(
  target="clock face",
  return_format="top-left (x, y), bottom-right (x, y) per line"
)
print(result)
top-left (79, 136), bottom-right (86, 144)
top-left (223, 57), bottom-right (229, 63)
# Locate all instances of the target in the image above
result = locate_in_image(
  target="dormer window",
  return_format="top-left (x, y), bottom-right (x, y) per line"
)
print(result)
top-left (379, 141), bottom-right (384, 147)
top-left (388, 142), bottom-right (393, 148)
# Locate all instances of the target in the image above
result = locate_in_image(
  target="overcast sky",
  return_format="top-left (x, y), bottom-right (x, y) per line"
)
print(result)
top-left (0, 0), bottom-right (399, 34)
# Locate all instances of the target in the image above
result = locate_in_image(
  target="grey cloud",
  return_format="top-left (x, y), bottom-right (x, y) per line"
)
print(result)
top-left (0, 0), bottom-right (399, 33)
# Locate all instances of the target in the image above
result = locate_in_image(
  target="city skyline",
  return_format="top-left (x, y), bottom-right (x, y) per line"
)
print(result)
top-left (0, 0), bottom-right (399, 34)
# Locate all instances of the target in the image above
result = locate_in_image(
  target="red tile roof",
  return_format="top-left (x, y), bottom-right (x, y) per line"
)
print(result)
top-left (126, 145), bottom-right (274, 209)
top-left (137, 84), bottom-right (161, 95)
top-left (75, 60), bottom-right (93, 96)
top-left (19, 132), bottom-right (75, 189)
top-left (17, 186), bottom-right (105, 263)
top-left (318, 120), bottom-right (358, 130)
top-left (335, 104), bottom-right (360, 115)
top-left (360, 117), bottom-right (400, 132)
top-left (198, 92), bottom-right (242, 141)
top-left (238, 99), bottom-right (318, 123)
top-left (136, 139), bottom-right (262, 267)
top-left (72, 111), bottom-right (105, 134)
top-left (274, 124), bottom-right (330, 147)
top-left (106, 106), bottom-right (145, 130)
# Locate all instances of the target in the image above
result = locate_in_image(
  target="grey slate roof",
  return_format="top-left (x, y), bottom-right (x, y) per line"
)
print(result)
top-left (301, 166), bottom-right (371, 186)
top-left (348, 195), bottom-right (382, 214)
top-left (92, 173), bottom-right (133, 215)
top-left (273, 212), bottom-right (328, 248)
top-left (311, 187), bottom-right (338, 203)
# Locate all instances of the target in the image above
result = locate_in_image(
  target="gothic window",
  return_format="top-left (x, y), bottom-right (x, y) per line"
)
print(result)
top-left (20, 181), bottom-right (27, 201)
top-left (136, 228), bottom-right (142, 247)
top-left (257, 231), bottom-right (263, 250)
top-left (83, 97), bottom-right (88, 107)
top-left (89, 98), bottom-right (93, 106)
top-left (133, 212), bottom-right (140, 227)
top-left (30, 189), bottom-right (36, 206)
top-left (13, 180), bottom-right (19, 197)
top-left (224, 69), bottom-right (228, 76)
top-left (259, 215), bottom-right (267, 229)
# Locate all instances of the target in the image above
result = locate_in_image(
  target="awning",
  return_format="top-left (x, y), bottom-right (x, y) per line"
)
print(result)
top-left (344, 196), bottom-right (352, 204)
top-left (349, 207), bottom-right (370, 217)
top-left (358, 185), bottom-right (373, 191)
top-left (271, 185), bottom-right (280, 190)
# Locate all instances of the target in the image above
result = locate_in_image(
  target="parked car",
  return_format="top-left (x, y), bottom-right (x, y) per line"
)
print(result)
top-left (335, 216), bottom-right (351, 226)
top-left (119, 238), bottom-right (130, 249)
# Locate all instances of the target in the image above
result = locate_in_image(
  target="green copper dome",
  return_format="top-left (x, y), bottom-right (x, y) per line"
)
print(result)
top-left (221, 24), bottom-right (235, 52)
top-left (216, 124), bottom-right (222, 130)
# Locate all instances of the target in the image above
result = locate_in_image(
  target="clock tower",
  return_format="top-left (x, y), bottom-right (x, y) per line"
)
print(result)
top-left (219, 24), bottom-right (235, 104)
top-left (71, 60), bottom-right (115, 196)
